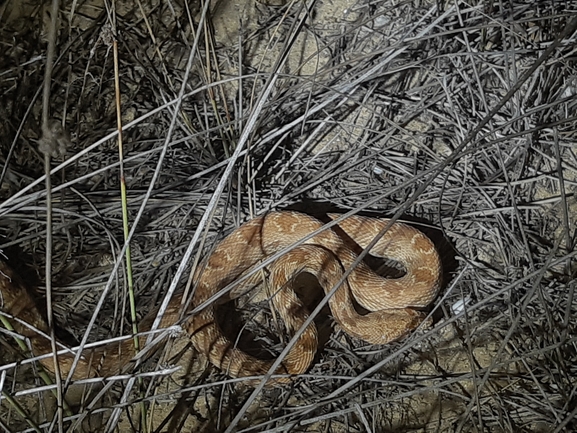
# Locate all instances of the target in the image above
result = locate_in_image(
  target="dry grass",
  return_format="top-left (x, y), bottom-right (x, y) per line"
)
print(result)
top-left (1, 0), bottom-right (577, 431)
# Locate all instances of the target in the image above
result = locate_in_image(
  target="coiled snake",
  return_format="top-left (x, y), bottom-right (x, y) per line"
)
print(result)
top-left (0, 211), bottom-right (442, 384)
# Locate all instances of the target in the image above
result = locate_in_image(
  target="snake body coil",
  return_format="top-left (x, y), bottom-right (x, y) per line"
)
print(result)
top-left (0, 211), bottom-right (441, 383)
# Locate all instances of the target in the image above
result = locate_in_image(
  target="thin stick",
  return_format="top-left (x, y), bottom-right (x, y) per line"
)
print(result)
top-left (40, 0), bottom-right (65, 430)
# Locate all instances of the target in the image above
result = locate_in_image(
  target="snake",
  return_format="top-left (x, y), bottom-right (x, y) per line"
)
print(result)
top-left (0, 211), bottom-right (442, 384)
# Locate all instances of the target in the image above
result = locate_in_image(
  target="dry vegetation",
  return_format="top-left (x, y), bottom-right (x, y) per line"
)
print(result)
top-left (1, 0), bottom-right (577, 432)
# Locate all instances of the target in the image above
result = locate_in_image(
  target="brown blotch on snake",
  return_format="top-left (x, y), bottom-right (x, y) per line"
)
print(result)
top-left (0, 211), bottom-right (442, 385)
